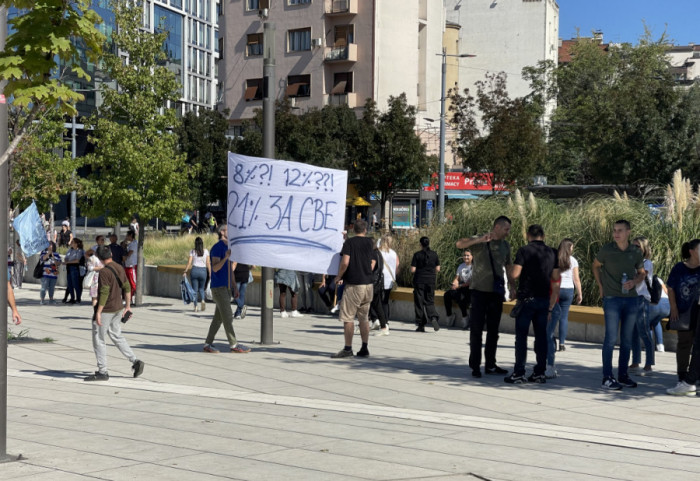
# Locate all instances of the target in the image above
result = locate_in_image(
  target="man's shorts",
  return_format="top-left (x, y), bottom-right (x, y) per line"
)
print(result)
top-left (338, 283), bottom-right (373, 324)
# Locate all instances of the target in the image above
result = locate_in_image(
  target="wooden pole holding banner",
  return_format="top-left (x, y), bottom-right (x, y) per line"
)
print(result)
top-left (260, 22), bottom-right (276, 344)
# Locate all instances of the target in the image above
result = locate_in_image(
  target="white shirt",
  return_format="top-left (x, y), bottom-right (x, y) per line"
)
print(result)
top-left (125, 241), bottom-right (138, 267)
top-left (560, 256), bottom-right (579, 289)
top-left (190, 249), bottom-right (209, 268)
top-left (635, 259), bottom-right (654, 301)
top-left (380, 249), bottom-right (398, 290)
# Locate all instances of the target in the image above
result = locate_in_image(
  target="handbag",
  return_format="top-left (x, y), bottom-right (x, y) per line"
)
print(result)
top-left (33, 259), bottom-right (43, 279)
top-left (205, 280), bottom-right (213, 301)
top-left (83, 270), bottom-right (96, 289)
top-left (487, 241), bottom-right (506, 299)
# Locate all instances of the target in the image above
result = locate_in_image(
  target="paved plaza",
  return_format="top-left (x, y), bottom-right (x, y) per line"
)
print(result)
top-left (2, 284), bottom-right (700, 480)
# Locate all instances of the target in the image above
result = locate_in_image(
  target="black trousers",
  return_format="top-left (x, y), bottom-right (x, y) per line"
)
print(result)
top-left (444, 287), bottom-right (471, 317)
top-left (414, 283), bottom-right (438, 326)
top-left (469, 289), bottom-right (504, 371)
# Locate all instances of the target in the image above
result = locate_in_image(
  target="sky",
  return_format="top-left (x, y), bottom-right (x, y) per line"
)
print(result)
top-left (557, 0), bottom-right (698, 46)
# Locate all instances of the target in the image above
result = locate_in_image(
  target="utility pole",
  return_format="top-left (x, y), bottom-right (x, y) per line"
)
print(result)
top-left (260, 21), bottom-right (275, 344)
top-left (70, 115), bottom-right (77, 230)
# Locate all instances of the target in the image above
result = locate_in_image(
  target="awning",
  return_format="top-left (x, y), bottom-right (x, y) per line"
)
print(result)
top-left (331, 80), bottom-right (347, 95)
top-left (244, 85), bottom-right (259, 100)
top-left (286, 83), bottom-right (301, 96)
top-left (349, 196), bottom-right (371, 207)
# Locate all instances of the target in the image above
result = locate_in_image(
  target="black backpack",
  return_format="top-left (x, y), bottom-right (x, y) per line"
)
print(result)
top-left (372, 251), bottom-right (384, 291)
top-left (645, 275), bottom-right (663, 305)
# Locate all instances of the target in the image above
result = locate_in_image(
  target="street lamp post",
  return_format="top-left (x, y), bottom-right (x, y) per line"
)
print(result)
top-left (437, 50), bottom-right (476, 223)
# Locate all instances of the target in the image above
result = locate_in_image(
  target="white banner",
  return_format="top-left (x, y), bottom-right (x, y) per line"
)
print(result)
top-left (227, 153), bottom-right (348, 274)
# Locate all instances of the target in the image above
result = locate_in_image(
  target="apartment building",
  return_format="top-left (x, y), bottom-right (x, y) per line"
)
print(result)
top-left (219, 0), bottom-right (444, 131)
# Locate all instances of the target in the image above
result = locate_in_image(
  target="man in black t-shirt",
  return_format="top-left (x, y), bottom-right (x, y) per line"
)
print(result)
top-left (331, 220), bottom-right (376, 359)
top-left (410, 237), bottom-right (441, 332)
top-left (506, 225), bottom-right (560, 384)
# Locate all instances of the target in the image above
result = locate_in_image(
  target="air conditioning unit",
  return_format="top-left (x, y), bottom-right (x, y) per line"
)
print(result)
top-left (258, 8), bottom-right (269, 19)
top-left (311, 38), bottom-right (323, 48)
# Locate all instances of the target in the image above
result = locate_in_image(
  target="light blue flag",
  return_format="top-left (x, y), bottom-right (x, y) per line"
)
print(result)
top-left (12, 201), bottom-right (49, 256)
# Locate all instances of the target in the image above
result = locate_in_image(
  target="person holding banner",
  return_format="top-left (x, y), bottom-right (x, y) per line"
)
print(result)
top-left (203, 226), bottom-right (250, 354)
top-left (331, 220), bottom-right (375, 359)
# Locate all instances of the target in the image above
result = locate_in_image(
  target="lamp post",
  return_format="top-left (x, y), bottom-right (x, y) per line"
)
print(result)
top-left (437, 49), bottom-right (475, 223)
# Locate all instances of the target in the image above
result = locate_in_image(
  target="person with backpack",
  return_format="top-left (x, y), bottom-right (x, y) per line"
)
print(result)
top-left (629, 236), bottom-right (658, 376)
top-left (410, 236), bottom-right (441, 332)
top-left (368, 245), bottom-right (388, 333)
top-left (84, 246), bottom-right (144, 382)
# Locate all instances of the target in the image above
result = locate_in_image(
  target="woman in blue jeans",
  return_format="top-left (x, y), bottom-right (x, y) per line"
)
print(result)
top-left (183, 237), bottom-right (210, 312)
top-left (546, 239), bottom-right (582, 378)
top-left (63, 238), bottom-right (85, 304)
top-left (630, 237), bottom-right (658, 375)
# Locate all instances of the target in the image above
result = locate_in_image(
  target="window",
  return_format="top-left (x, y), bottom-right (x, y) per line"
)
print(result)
top-left (331, 72), bottom-right (352, 94)
top-left (288, 28), bottom-right (311, 52)
top-left (334, 24), bottom-right (354, 45)
top-left (247, 33), bottom-right (263, 56)
top-left (247, 0), bottom-right (269, 10)
top-left (218, 36), bottom-right (224, 56)
top-left (214, 29), bottom-right (220, 53)
top-left (289, 0), bottom-right (310, 5)
top-left (245, 78), bottom-right (263, 101)
top-left (171, 0), bottom-right (182, 9)
top-left (286, 74), bottom-right (310, 97)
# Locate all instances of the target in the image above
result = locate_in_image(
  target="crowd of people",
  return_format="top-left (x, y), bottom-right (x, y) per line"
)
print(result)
top-left (9, 213), bottom-right (700, 396)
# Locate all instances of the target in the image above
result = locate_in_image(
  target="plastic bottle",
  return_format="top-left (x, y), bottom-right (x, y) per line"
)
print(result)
top-left (621, 272), bottom-right (629, 294)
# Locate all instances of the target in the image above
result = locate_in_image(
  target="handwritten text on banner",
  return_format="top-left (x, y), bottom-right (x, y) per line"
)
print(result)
top-left (227, 153), bottom-right (348, 274)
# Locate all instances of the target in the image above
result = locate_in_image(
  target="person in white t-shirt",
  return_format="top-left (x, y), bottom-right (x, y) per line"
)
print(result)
top-left (184, 236), bottom-right (211, 312)
top-left (629, 236), bottom-right (658, 376)
top-left (546, 238), bottom-right (582, 378)
top-left (375, 234), bottom-right (399, 336)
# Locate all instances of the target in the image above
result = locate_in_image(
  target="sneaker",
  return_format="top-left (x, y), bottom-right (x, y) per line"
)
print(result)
top-left (193, 303), bottom-right (198, 312)
top-left (528, 373), bottom-right (547, 384)
top-left (558, 344), bottom-right (566, 351)
top-left (472, 369), bottom-right (482, 378)
top-left (49, 299), bottom-right (57, 305)
top-left (356, 347), bottom-right (370, 357)
top-left (291, 310), bottom-right (303, 318)
top-left (330, 305), bottom-right (339, 314)
top-left (39, 300), bottom-right (46, 305)
top-left (281, 311), bottom-right (289, 318)
top-left (84, 371), bottom-right (109, 382)
top-left (370, 319), bottom-right (381, 330)
top-left (241, 306), bottom-right (247, 319)
top-left (601, 376), bottom-right (622, 390)
top-left (200, 301), bottom-right (206, 312)
top-left (504, 372), bottom-right (527, 384)
top-left (657, 344), bottom-right (665, 352)
top-left (132, 360), bottom-right (145, 378)
top-left (618, 376), bottom-right (638, 388)
top-left (640, 367), bottom-right (653, 377)
top-left (431, 317), bottom-right (440, 331)
top-left (374, 327), bottom-right (390, 336)
top-left (203, 344), bottom-right (220, 353)
top-left (667, 380), bottom-right (697, 396)
top-left (628, 365), bottom-right (641, 375)
top-left (545, 365), bottom-right (558, 379)
top-left (331, 349), bottom-right (353, 359)
top-left (446, 313), bottom-right (456, 326)
top-left (415, 325), bottom-right (425, 332)
top-left (234, 314), bottom-right (242, 320)
top-left (231, 344), bottom-right (251, 353)
top-left (485, 365), bottom-right (508, 375)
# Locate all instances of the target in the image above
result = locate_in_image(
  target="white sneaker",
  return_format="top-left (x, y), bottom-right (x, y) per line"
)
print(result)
top-left (281, 311), bottom-right (289, 318)
top-left (657, 344), bottom-right (665, 352)
top-left (370, 319), bottom-right (381, 330)
top-left (667, 380), bottom-right (696, 396)
top-left (374, 326), bottom-right (390, 336)
top-left (291, 310), bottom-right (303, 318)
top-left (330, 305), bottom-right (339, 314)
top-left (545, 365), bottom-right (558, 379)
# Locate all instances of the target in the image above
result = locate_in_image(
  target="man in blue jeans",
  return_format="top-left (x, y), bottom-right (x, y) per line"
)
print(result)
top-left (592, 219), bottom-right (645, 390)
top-left (506, 225), bottom-right (560, 384)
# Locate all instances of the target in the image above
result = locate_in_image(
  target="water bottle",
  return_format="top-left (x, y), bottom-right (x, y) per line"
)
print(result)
top-left (621, 273), bottom-right (629, 294)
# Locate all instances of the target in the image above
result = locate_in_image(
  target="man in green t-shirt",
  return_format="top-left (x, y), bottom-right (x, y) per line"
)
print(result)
top-left (592, 219), bottom-right (645, 391)
top-left (456, 215), bottom-right (516, 378)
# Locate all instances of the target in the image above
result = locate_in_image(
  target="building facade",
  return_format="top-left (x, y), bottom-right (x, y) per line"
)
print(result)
top-left (219, 0), bottom-right (444, 131)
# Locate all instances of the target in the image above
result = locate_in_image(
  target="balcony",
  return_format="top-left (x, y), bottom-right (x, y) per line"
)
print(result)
top-left (327, 92), bottom-right (357, 108)
top-left (325, 0), bottom-right (358, 16)
top-left (324, 43), bottom-right (357, 63)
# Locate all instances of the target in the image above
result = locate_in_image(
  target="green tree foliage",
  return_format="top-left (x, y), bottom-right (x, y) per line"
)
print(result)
top-left (0, 0), bottom-right (104, 161)
top-left (526, 33), bottom-right (700, 185)
top-left (82, 0), bottom-right (191, 304)
top-left (10, 107), bottom-right (81, 210)
top-left (449, 72), bottom-right (546, 192)
top-left (177, 108), bottom-right (232, 211)
top-left (352, 94), bottom-right (436, 217)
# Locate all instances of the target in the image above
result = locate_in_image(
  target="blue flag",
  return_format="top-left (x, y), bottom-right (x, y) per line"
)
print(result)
top-left (13, 201), bottom-right (49, 256)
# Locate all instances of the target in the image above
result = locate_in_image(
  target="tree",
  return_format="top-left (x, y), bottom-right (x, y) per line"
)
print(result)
top-left (0, 0), bottom-right (103, 165)
top-left (352, 94), bottom-right (436, 219)
top-left (82, 0), bottom-right (191, 304)
top-left (525, 32), bottom-right (700, 185)
top-left (177, 108), bottom-right (233, 212)
top-left (449, 72), bottom-right (546, 192)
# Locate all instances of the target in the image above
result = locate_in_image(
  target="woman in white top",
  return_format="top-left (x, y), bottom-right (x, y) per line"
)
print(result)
top-left (85, 247), bottom-right (104, 320)
top-left (546, 238), bottom-right (582, 377)
top-left (376, 234), bottom-right (399, 336)
top-left (630, 236), bottom-right (658, 375)
top-left (183, 236), bottom-right (211, 312)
